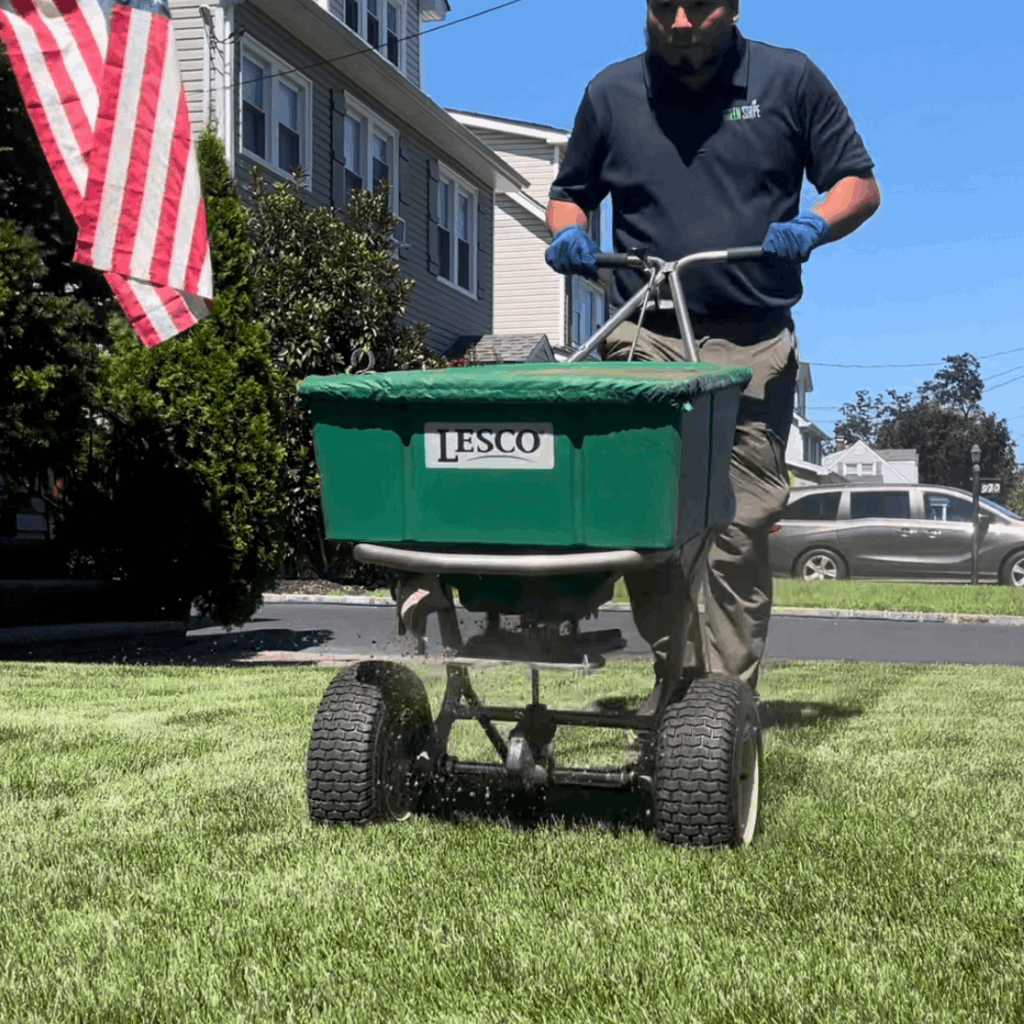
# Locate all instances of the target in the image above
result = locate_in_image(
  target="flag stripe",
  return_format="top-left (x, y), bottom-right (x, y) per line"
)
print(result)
top-left (149, 81), bottom-right (193, 288)
top-left (171, 125), bottom-right (205, 293)
top-left (111, 8), bottom-right (168, 279)
top-left (131, 22), bottom-right (179, 281)
top-left (78, 4), bottom-right (148, 270)
top-left (3, 0), bottom-right (214, 346)
top-left (49, 0), bottom-right (105, 102)
top-left (1, 1), bottom-right (90, 209)
top-left (7, 0), bottom-right (95, 171)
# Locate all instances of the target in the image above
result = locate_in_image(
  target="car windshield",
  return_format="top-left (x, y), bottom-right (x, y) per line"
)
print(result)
top-left (980, 497), bottom-right (1022, 521)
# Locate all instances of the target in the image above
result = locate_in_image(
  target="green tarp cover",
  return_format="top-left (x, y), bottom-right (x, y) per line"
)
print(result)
top-left (298, 362), bottom-right (752, 410)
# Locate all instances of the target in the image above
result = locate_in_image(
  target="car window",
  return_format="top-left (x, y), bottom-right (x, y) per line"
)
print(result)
top-left (850, 490), bottom-right (911, 519)
top-left (981, 497), bottom-right (1022, 521)
top-left (924, 492), bottom-right (974, 523)
top-left (783, 491), bottom-right (841, 521)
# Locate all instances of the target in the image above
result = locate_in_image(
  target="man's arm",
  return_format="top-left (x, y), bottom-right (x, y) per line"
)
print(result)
top-left (546, 198), bottom-right (591, 237)
top-left (813, 175), bottom-right (881, 243)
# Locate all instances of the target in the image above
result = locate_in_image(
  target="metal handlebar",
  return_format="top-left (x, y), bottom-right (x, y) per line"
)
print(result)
top-left (569, 246), bottom-right (765, 363)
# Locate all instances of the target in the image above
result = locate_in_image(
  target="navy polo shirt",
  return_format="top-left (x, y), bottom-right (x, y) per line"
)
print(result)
top-left (550, 30), bottom-right (875, 323)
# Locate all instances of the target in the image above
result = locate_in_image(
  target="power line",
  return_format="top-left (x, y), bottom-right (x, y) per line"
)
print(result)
top-left (985, 362), bottom-right (1024, 382)
top-left (986, 373), bottom-right (1024, 393)
top-left (810, 345), bottom-right (1024, 370)
top-left (236, 0), bottom-right (527, 88)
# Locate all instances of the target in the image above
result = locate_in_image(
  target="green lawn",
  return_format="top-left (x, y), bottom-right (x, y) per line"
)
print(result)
top-left (609, 577), bottom-right (1024, 616)
top-left (327, 580), bottom-right (1024, 617)
top-left (2, 659), bottom-right (1023, 1023)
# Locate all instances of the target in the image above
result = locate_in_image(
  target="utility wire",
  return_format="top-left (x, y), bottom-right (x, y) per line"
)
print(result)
top-left (236, 0), bottom-right (527, 87)
top-left (986, 373), bottom-right (1024, 393)
top-left (811, 345), bottom-right (1024, 370)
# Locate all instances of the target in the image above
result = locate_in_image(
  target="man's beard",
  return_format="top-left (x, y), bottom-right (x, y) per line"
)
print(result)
top-left (645, 24), bottom-right (736, 76)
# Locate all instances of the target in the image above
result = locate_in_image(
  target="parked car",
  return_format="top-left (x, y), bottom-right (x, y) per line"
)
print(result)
top-left (769, 482), bottom-right (1024, 586)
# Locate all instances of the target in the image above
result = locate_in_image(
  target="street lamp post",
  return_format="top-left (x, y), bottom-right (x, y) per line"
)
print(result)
top-left (971, 443), bottom-right (981, 585)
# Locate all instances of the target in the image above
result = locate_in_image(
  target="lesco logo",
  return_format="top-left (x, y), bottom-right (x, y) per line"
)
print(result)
top-left (424, 422), bottom-right (555, 470)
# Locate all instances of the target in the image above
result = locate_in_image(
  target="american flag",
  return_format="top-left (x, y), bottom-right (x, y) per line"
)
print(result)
top-left (0, 0), bottom-right (213, 347)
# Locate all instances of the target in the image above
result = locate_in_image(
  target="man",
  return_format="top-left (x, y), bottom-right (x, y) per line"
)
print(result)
top-left (545, 0), bottom-right (880, 707)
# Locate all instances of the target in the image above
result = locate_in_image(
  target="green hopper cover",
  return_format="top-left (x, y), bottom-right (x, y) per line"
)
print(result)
top-left (298, 361), bottom-right (752, 411)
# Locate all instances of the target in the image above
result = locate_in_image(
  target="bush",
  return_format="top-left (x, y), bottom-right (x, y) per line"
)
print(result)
top-left (248, 170), bottom-right (442, 581)
top-left (59, 131), bottom-right (287, 625)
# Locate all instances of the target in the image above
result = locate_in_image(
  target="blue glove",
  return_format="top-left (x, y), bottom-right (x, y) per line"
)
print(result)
top-left (545, 225), bottom-right (600, 279)
top-left (762, 211), bottom-right (832, 263)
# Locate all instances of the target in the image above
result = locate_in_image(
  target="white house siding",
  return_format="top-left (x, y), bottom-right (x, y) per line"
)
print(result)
top-left (169, 0), bottom-right (208, 138)
top-left (491, 197), bottom-right (563, 346)
top-left (469, 130), bottom-right (558, 209)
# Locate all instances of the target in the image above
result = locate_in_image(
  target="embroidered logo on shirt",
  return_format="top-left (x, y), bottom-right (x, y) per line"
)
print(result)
top-left (724, 100), bottom-right (761, 121)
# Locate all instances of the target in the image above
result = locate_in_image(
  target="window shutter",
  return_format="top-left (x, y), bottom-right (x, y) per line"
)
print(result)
top-left (427, 158), bottom-right (439, 275)
top-left (330, 89), bottom-right (347, 208)
top-left (398, 141), bottom-right (408, 212)
top-left (476, 195), bottom-right (487, 300)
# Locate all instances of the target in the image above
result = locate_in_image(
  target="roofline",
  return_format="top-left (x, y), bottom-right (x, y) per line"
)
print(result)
top-left (504, 190), bottom-right (547, 224)
top-left (446, 109), bottom-right (569, 146)
top-left (246, 0), bottom-right (530, 193)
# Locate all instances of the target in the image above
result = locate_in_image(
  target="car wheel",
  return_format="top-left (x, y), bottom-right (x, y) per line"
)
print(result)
top-left (795, 548), bottom-right (847, 581)
top-left (1000, 550), bottom-right (1024, 588)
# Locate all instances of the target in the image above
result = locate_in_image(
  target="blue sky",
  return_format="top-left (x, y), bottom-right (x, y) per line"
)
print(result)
top-left (424, 0), bottom-right (1024, 460)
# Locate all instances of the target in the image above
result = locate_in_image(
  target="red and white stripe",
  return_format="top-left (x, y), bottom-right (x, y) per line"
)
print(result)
top-left (0, 0), bottom-right (213, 347)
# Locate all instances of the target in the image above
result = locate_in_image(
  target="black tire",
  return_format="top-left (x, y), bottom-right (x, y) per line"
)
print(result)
top-left (794, 548), bottom-right (847, 581)
top-left (653, 675), bottom-right (763, 849)
top-left (1001, 550), bottom-right (1024, 588)
top-left (307, 661), bottom-right (433, 826)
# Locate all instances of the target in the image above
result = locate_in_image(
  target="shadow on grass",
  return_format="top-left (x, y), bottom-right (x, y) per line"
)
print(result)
top-left (416, 695), bottom-right (863, 838)
top-left (0, 628), bottom-right (337, 666)
top-left (420, 775), bottom-right (658, 837)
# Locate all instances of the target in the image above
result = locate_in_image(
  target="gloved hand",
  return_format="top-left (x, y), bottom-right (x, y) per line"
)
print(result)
top-left (762, 211), bottom-right (831, 263)
top-left (544, 225), bottom-right (600, 279)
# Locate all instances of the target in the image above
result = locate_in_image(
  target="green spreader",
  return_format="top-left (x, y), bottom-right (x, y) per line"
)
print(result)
top-left (298, 360), bottom-right (751, 550)
top-left (302, 247), bottom-right (768, 851)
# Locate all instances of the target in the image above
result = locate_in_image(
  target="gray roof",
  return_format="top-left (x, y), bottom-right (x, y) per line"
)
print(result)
top-left (874, 449), bottom-right (918, 462)
top-left (447, 333), bottom-right (554, 364)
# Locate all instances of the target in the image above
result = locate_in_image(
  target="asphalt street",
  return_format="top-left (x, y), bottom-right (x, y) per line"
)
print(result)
top-left (188, 600), bottom-right (1024, 667)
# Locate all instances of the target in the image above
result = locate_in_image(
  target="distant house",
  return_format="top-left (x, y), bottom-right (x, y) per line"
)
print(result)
top-left (169, 0), bottom-right (529, 355)
top-left (786, 362), bottom-right (840, 486)
top-left (821, 439), bottom-right (920, 483)
top-left (446, 110), bottom-right (614, 359)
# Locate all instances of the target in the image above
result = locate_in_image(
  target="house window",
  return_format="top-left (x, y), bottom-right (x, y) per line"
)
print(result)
top-left (437, 167), bottom-right (476, 296)
top-left (802, 434), bottom-right (822, 466)
top-left (572, 282), bottom-right (605, 347)
top-left (343, 101), bottom-right (398, 212)
top-left (337, 0), bottom-right (403, 69)
top-left (240, 45), bottom-right (311, 185)
top-left (241, 56), bottom-right (267, 160)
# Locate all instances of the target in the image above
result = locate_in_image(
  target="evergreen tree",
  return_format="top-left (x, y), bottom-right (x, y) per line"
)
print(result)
top-left (60, 130), bottom-right (287, 625)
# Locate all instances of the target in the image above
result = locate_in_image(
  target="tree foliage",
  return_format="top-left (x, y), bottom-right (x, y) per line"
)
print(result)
top-left (1, 51), bottom-right (106, 550)
top-left (247, 170), bottom-right (440, 579)
top-left (59, 130), bottom-right (287, 625)
top-left (916, 353), bottom-right (983, 418)
top-left (831, 353), bottom-right (1018, 495)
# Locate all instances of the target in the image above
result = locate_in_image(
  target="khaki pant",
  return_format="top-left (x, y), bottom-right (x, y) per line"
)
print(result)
top-left (602, 313), bottom-right (796, 699)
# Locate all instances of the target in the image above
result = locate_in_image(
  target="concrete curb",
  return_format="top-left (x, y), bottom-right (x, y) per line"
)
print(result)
top-left (260, 592), bottom-right (1024, 627)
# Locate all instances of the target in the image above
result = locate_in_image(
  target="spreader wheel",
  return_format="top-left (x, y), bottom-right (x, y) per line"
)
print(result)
top-left (307, 661), bottom-right (433, 826)
top-left (653, 675), bottom-right (763, 849)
